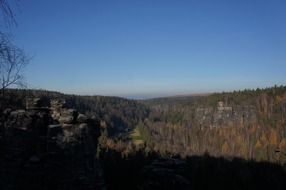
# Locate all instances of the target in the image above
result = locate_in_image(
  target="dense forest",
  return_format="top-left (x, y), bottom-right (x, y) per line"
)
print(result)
top-left (138, 85), bottom-right (286, 163)
top-left (2, 85), bottom-right (286, 162)
top-left (1, 85), bottom-right (286, 189)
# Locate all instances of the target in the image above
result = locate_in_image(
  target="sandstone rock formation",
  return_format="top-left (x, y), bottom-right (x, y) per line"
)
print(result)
top-left (195, 101), bottom-right (257, 128)
top-left (0, 97), bottom-right (105, 190)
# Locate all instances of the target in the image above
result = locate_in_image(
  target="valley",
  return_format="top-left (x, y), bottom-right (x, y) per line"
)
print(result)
top-left (1, 86), bottom-right (286, 189)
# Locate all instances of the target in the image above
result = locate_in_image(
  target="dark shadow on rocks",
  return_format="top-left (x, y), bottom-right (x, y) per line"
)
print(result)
top-left (0, 98), bottom-right (103, 190)
top-left (99, 149), bottom-right (286, 190)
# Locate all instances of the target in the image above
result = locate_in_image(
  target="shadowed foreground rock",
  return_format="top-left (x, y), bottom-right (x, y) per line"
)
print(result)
top-left (99, 148), bottom-right (286, 190)
top-left (0, 98), bottom-right (105, 190)
top-left (140, 158), bottom-right (190, 190)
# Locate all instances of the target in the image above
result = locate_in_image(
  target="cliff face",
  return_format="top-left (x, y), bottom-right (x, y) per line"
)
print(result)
top-left (0, 98), bottom-right (105, 190)
top-left (195, 101), bottom-right (257, 128)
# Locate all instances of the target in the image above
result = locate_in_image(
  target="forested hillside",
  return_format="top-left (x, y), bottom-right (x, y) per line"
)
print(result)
top-left (98, 85), bottom-right (286, 190)
top-left (2, 86), bottom-right (286, 162)
top-left (137, 85), bottom-right (286, 162)
top-left (1, 86), bottom-right (286, 189)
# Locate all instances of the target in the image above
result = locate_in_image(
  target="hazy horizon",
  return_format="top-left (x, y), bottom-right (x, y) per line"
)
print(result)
top-left (6, 0), bottom-right (286, 98)
top-left (19, 83), bottom-right (284, 100)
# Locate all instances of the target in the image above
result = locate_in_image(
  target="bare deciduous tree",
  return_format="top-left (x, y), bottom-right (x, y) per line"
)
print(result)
top-left (0, 0), bottom-right (28, 101)
top-left (0, 0), bottom-right (17, 26)
top-left (0, 32), bottom-right (28, 97)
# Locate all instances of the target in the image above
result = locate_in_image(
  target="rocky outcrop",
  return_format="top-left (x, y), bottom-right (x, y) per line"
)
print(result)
top-left (50, 99), bottom-right (65, 120)
top-left (0, 97), bottom-right (105, 190)
top-left (50, 99), bottom-right (78, 124)
top-left (195, 101), bottom-right (257, 128)
top-left (77, 114), bottom-right (88, 123)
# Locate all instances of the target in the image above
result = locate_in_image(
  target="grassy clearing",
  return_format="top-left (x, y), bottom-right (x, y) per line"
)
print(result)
top-left (130, 127), bottom-right (144, 145)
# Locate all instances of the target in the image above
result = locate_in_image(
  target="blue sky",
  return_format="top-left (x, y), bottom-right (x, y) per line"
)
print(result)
top-left (7, 0), bottom-right (286, 98)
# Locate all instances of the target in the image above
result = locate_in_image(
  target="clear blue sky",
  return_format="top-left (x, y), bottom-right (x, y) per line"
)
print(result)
top-left (8, 0), bottom-right (286, 98)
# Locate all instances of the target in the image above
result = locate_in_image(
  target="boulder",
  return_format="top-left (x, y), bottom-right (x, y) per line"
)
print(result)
top-left (3, 108), bottom-right (12, 115)
top-left (79, 123), bottom-right (88, 129)
top-left (51, 112), bottom-right (61, 121)
top-left (59, 115), bottom-right (74, 124)
top-left (58, 109), bottom-right (78, 124)
top-left (62, 124), bottom-right (74, 129)
top-left (50, 99), bottom-right (66, 109)
top-left (77, 114), bottom-right (88, 123)
top-left (50, 99), bottom-right (66, 120)
top-left (62, 109), bottom-right (77, 117)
